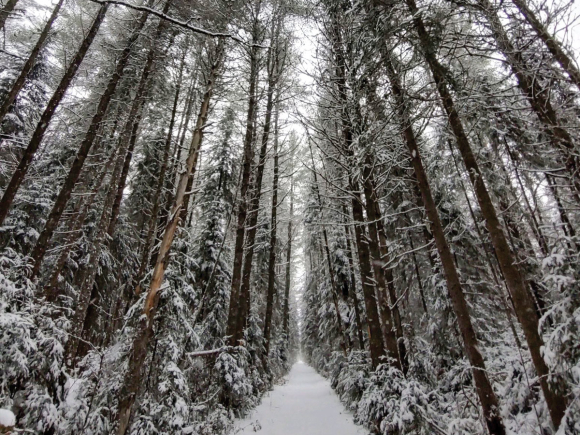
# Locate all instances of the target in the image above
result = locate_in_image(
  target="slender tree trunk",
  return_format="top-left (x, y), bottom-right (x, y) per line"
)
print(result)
top-left (0, 3), bottom-right (110, 227)
top-left (546, 173), bottom-right (577, 243)
top-left (0, 0), bottom-right (19, 31)
top-left (308, 144), bottom-right (349, 355)
top-left (64, 151), bottom-right (126, 365)
top-left (349, 183), bottom-right (386, 369)
top-left (407, 235), bottom-right (428, 313)
top-left (360, 175), bottom-right (402, 369)
top-left (362, 169), bottom-right (408, 372)
top-left (263, 111), bottom-right (280, 356)
top-left (380, 45), bottom-right (506, 434)
top-left (27, 4), bottom-right (154, 277)
top-left (115, 39), bottom-right (224, 435)
top-left (0, 0), bottom-right (65, 124)
top-left (343, 209), bottom-right (365, 350)
top-left (282, 175), bottom-right (293, 337)
top-left (325, 3), bottom-right (384, 367)
top-left (402, 0), bottom-right (568, 426)
top-left (107, 27), bottom-right (176, 238)
top-left (510, 0), bottom-right (580, 88)
top-left (131, 51), bottom-right (185, 299)
top-left (226, 19), bottom-right (261, 342)
top-left (231, 26), bottom-right (283, 345)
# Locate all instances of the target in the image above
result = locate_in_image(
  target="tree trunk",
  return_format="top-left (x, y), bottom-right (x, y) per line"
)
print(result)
top-left (308, 144), bottom-right (349, 355)
top-left (403, 0), bottom-right (567, 427)
top-left (325, 3), bottom-right (385, 367)
top-left (130, 49), bottom-right (185, 300)
top-left (226, 18), bottom-right (261, 342)
top-left (107, 26), bottom-right (176, 238)
top-left (349, 184), bottom-right (386, 369)
top-left (343, 209), bottom-right (365, 350)
top-left (381, 44), bottom-right (506, 434)
top-left (0, 3), bottom-right (110, 228)
top-left (263, 110), bottom-right (279, 356)
top-left (282, 175), bottom-right (293, 338)
top-left (478, 0), bottom-right (580, 196)
top-left (362, 167), bottom-right (406, 372)
top-left (115, 39), bottom-right (224, 435)
top-left (231, 24), bottom-right (283, 345)
top-left (510, 0), bottom-right (580, 88)
top-left (360, 175), bottom-right (402, 369)
top-left (27, 3), bottom-right (153, 277)
top-left (0, 0), bottom-right (65, 124)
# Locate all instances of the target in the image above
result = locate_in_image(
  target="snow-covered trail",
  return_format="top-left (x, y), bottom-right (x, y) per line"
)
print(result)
top-left (234, 361), bottom-right (367, 435)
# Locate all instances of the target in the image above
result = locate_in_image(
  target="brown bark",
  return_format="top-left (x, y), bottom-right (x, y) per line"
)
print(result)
top-left (403, 0), bottom-right (567, 427)
top-left (0, 3), bottom-right (110, 228)
top-left (380, 42), bottom-right (506, 434)
top-left (0, 0), bottom-right (65, 124)
top-left (27, 4), bottom-right (153, 277)
top-left (115, 39), bottom-right (224, 435)
top-left (361, 176), bottom-right (402, 370)
top-left (363, 169), bottom-right (408, 372)
top-left (349, 184), bottom-right (386, 369)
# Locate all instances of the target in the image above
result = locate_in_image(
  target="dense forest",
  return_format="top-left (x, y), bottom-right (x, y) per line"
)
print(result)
top-left (0, 0), bottom-right (579, 433)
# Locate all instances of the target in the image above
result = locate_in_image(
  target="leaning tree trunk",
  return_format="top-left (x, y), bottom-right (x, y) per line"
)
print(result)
top-left (115, 39), bottom-right (224, 435)
top-left (63, 19), bottom-right (168, 365)
top-left (380, 45), bottom-right (506, 435)
top-left (107, 26), bottom-right (176, 238)
top-left (403, 0), bottom-right (567, 427)
top-left (478, 0), bottom-right (580, 197)
top-left (43, 135), bottom-right (121, 302)
top-left (510, 0), bottom-right (580, 88)
top-left (27, 3), bottom-right (154, 277)
top-left (129, 47), bottom-right (186, 300)
top-left (0, 3), bottom-right (110, 228)
top-left (0, 0), bottom-right (65, 124)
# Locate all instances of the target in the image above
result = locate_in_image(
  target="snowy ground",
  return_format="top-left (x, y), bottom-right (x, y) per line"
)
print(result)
top-left (234, 361), bottom-right (367, 435)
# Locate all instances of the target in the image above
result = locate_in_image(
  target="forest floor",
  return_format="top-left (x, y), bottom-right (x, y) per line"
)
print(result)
top-left (234, 361), bottom-right (367, 435)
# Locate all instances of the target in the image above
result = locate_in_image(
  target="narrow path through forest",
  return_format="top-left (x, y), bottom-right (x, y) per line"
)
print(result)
top-left (234, 362), bottom-right (367, 435)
